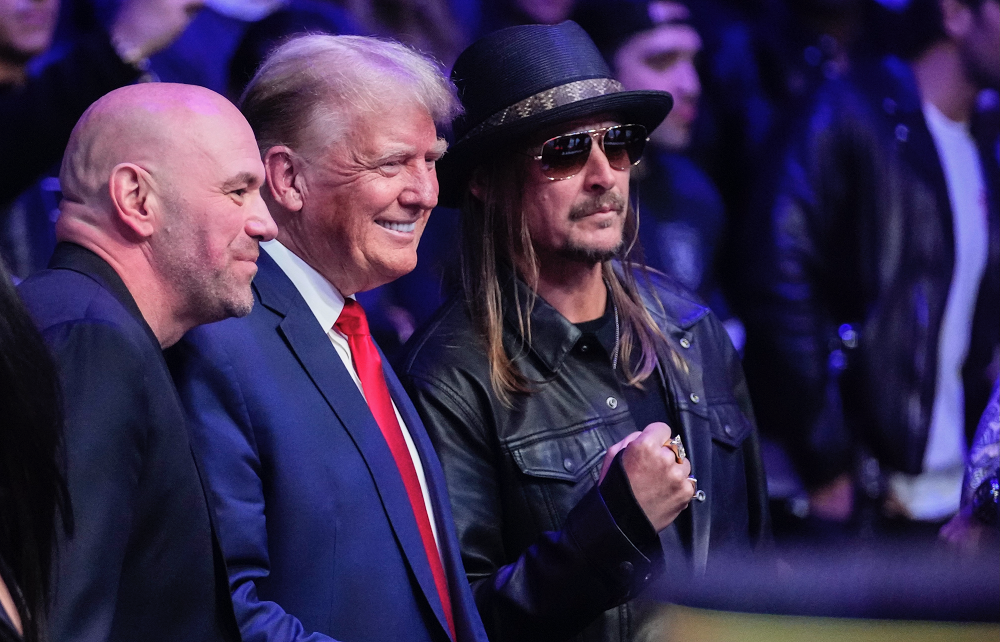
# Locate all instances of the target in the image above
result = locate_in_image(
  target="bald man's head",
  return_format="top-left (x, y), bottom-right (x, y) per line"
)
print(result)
top-left (60, 83), bottom-right (245, 212)
top-left (56, 83), bottom-right (277, 345)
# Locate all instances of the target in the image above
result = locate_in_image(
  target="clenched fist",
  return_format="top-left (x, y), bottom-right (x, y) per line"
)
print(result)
top-left (600, 422), bottom-right (696, 532)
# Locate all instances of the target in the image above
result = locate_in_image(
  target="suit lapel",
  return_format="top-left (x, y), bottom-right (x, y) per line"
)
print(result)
top-left (256, 257), bottom-right (450, 639)
top-left (383, 358), bottom-right (463, 639)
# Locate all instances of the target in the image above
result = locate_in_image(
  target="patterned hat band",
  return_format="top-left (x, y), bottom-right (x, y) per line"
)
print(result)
top-left (461, 78), bottom-right (625, 140)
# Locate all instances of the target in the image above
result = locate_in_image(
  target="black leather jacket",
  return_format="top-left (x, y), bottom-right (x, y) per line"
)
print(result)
top-left (401, 270), bottom-right (769, 642)
top-left (739, 56), bottom-right (1000, 487)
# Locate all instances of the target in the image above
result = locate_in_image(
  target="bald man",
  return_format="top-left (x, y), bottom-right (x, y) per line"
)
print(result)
top-left (17, 83), bottom-right (277, 642)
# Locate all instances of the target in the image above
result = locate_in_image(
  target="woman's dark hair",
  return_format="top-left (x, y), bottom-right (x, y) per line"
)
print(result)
top-left (0, 260), bottom-right (72, 642)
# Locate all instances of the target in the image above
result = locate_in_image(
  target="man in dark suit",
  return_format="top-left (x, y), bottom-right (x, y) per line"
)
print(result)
top-left (18, 82), bottom-right (277, 641)
top-left (168, 35), bottom-right (488, 642)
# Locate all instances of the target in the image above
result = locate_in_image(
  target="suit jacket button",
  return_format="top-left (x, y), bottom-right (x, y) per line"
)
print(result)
top-left (563, 458), bottom-right (575, 471)
top-left (689, 393), bottom-right (700, 404)
top-left (606, 396), bottom-right (618, 409)
top-left (679, 337), bottom-right (691, 349)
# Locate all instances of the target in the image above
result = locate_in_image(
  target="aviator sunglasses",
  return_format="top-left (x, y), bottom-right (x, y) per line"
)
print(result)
top-left (529, 124), bottom-right (649, 180)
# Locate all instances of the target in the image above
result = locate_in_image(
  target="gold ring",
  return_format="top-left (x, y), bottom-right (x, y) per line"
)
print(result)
top-left (663, 435), bottom-right (686, 463)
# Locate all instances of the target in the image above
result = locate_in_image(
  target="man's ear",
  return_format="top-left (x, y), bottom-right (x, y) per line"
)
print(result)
top-left (264, 146), bottom-right (305, 212)
top-left (469, 167), bottom-right (487, 201)
top-left (108, 163), bottom-right (156, 239)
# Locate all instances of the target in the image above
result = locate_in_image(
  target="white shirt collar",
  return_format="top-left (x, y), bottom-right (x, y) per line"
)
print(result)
top-left (262, 239), bottom-right (346, 334)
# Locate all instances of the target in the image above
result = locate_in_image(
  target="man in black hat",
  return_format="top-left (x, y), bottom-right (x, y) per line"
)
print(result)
top-left (400, 21), bottom-right (770, 642)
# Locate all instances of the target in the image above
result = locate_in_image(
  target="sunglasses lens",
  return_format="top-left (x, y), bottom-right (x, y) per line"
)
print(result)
top-left (536, 125), bottom-right (647, 179)
top-left (602, 125), bottom-right (647, 169)
top-left (539, 133), bottom-right (592, 179)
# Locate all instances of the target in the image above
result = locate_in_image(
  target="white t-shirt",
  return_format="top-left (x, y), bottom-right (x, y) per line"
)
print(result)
top-left (888, 102), bottom-right (989, 520)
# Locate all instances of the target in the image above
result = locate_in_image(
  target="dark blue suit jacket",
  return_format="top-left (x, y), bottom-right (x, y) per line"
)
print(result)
top-left (18, 243), bottom-right (239, 642)
top-left (168, 251), bottom-right (488, 642)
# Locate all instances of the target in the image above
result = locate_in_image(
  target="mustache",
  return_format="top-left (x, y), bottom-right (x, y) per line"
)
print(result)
top-left (569, 193), bottom-right (627, 220)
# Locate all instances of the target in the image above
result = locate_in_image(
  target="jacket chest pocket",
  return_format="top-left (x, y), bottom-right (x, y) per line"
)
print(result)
top-left (506, 420), bottom-right (622, 530)
top-left (708, 402), bottom-right (752, 449)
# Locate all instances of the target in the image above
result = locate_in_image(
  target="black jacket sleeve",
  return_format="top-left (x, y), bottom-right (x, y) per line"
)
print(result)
top-left (405, 374), bottom-right (662, 642)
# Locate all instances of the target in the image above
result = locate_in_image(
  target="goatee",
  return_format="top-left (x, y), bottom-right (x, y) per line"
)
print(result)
top-left (560, 193), bottom-right (627, 264)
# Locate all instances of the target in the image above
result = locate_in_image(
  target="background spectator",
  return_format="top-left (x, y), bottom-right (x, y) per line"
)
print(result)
top-left (738, 0), bottom-right (999, 542)
top-left (940, 378), bottom-right (1000, 550)
top-left (0, 0), bottom-right (202, 276)
top-left (576, 0), bottom-right (745, 350)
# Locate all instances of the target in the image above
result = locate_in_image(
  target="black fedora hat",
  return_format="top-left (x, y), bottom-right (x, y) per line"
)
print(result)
top-left (437, 20), bottom-right (673, 207)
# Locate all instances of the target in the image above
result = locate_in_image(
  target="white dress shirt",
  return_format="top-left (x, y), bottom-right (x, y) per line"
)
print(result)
top-left (262, 239), bottom-right (442, 550)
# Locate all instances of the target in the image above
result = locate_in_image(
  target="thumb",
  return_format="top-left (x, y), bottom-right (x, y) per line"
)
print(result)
top-left (598, 432), bottom-right (641, 484)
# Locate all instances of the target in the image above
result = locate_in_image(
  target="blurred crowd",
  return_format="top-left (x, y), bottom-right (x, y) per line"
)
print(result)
top-left (2, 0), bottom-right (998, 591)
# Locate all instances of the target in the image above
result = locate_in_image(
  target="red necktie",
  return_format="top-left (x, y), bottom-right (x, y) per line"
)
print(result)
top-left (335, 298), bottom-right (456, 640)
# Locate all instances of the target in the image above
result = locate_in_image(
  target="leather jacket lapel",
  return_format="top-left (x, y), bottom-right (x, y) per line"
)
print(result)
top-left (658, 334), bottom-right (712, 574)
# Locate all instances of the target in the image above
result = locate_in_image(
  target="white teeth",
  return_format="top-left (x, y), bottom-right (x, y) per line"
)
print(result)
top-left (377, 221), bottom-right (416, 233)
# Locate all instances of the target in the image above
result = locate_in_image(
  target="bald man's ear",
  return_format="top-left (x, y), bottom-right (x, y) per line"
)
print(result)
top-left (108, 163), bottom-right (157, 239)
top-left (264, 146), bottom-right (306, 212)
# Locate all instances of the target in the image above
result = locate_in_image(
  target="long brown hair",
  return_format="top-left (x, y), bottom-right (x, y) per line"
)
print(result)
top-left (459, 149), bottom-right (679, 405)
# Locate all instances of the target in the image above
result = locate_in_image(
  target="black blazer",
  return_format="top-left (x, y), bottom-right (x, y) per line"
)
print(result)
top-left (18, 243), bottom-right (239, 642)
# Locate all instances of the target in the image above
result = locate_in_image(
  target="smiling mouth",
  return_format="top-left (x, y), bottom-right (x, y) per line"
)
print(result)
top-left (377, 220), bottom-right (417, 233)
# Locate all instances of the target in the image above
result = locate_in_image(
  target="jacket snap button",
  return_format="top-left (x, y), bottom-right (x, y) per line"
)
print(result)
top-left (724, 424), bottom-right (734, 437)
top-left (679, 337), bottom-right (691, 349)
top-left (606, 397), bottom-right (618, 409)
top-left (580, 343), bottom-right (589, 353)
top-left (689, 393), bottom-right (700, 404)
top-left (563, 458), bottom-right (575, 471)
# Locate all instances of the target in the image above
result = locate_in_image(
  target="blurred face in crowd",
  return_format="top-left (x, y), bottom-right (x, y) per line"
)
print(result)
top-left (288, 102), bottom-right (445, 296)
top-left (154, 98), bottom-right (277, 323)
top-left (958, 0), bottom-right (1000, 90)
top-left (518, 117), bottom-right (631, 265)
top-left (0, 0), bottom-right (59, 66)
top-left (614, 21), bottom-right (702, 150)
top-left (512, 0), bottom-right (576, 24)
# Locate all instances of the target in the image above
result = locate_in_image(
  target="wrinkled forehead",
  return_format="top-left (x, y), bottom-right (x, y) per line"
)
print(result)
top-left (301, 100), bottom-right (443, 163)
